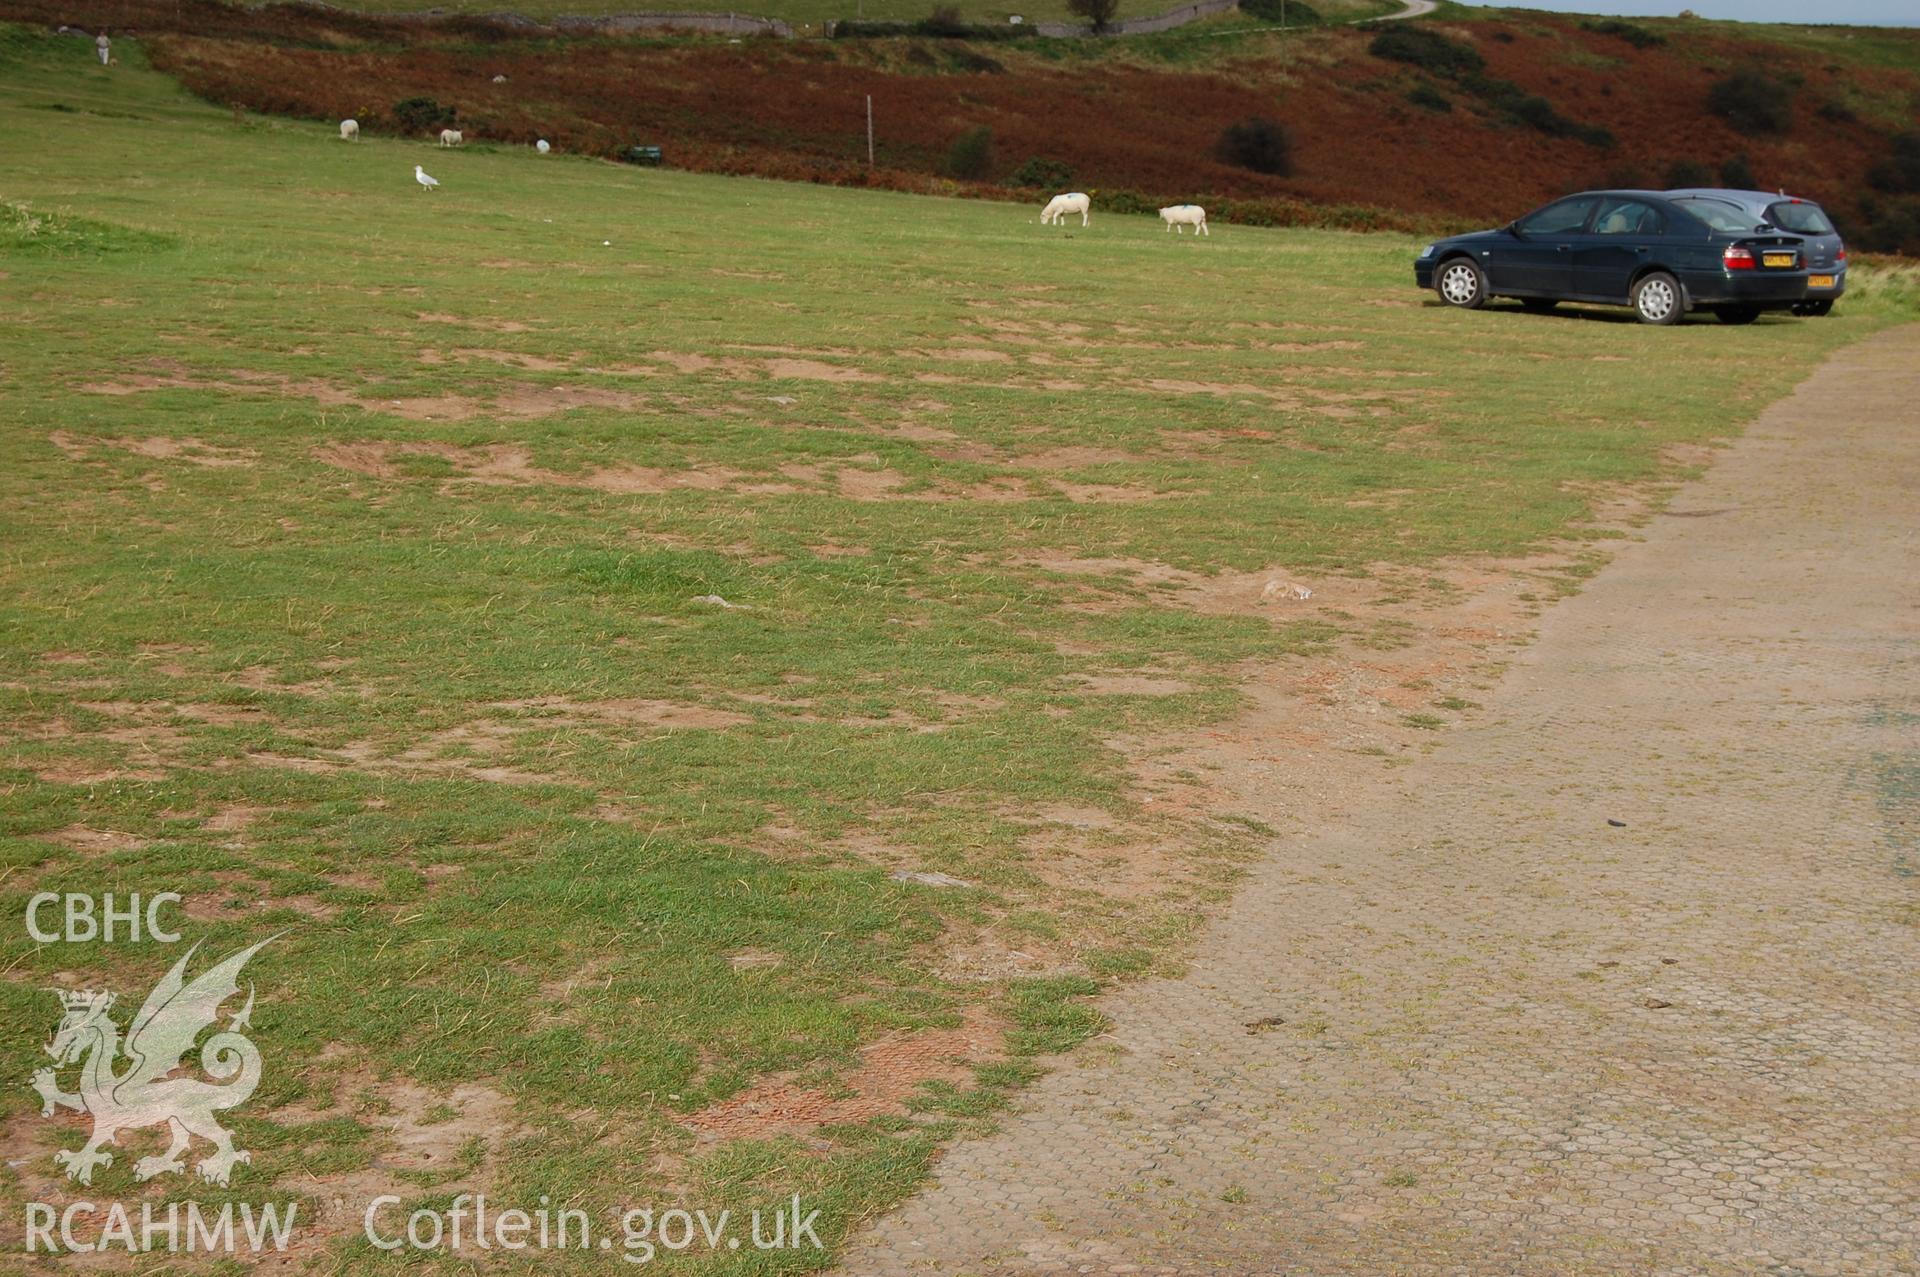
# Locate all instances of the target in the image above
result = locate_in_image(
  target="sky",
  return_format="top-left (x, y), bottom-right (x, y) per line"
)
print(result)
top-left (1456, 0), bottom-right (1920, 25)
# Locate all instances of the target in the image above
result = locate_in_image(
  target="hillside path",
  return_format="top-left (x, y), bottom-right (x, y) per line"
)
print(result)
top-left (836, 327), bottom-right (1920, 1276)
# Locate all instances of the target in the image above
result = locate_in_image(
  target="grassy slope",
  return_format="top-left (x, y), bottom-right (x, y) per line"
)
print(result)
top-left (3, 26), bottom-right (1918, 1272)
top-left (128, 4), bottom-right (1920, 241)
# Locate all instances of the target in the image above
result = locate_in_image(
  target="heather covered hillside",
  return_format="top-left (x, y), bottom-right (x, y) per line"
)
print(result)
top-left (9, 0), bottom-right (1920, 247)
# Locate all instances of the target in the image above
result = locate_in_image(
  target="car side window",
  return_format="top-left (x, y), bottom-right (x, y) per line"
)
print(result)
top-left (1516, 198), bottom-right (1595, 237)
top-left (1591, 199), bottom-right (1665, 237)
top-left (1673, 199), bottom-right (1758, 234)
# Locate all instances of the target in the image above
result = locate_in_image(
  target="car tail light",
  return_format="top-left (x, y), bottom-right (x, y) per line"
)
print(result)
top-left (1837, 248), bottom-right (1849, 263)
top-left (1724, 246), bottom-right (1756, 271)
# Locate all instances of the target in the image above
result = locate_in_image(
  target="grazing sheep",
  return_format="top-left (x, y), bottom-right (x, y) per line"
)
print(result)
top-left (491, 74), bottom-right (507, 83)
top-left (1040, 192), bottom-right (1090, 227)
top-left (536, 139), bottom-right (551, 154)
top-left (340, 118), bottom-right (359, 141)
top-left (438, 128), bottom-right (464, 147)
top-left (1159, 204), bottom-right (1208, 236)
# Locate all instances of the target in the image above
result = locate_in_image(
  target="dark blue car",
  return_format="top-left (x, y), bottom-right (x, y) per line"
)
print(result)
top-left (1414, 190), bottom-right (1827, 325)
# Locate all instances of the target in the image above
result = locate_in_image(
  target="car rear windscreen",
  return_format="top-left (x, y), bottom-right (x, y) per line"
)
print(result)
top-left (1767, 202), bottom-right (1837, 235)
top-left (1675, 199), bottom-right (1759, 233)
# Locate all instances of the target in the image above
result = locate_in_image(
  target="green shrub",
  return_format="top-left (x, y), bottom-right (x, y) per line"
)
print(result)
top-left (834, 17), bottom-right (1020, 39)
top-left (946, 125), bottom-right (993, 180)
top-left (1868, 132), bottom-right (1920, 195)
top-left (1816, 99), bottom-right (1857, 124)
top-left (1707, 67), bottom-right (1793, 134)
top-left (1720, 153), bottom-right (1758, 189)
top-left (1580, 18), bottom-right (1665, 49)
top-left (1662, 160), bottom-right (1713, 188)
top-left (1009, 156), bottom-right (1074, 189)
top-left (919, 5), bottom-right (967, 36)
top-left (948, 47), bottom-right (1004, 73)
top-left (391, 97), bottom-right (455, 133)
top-left (1852, 195), bottom-right (1920, 254)
top-left (1406, 83), bottom-right (1452, 113)
top-left (1239, 0), bottom-right (1320, 24)
top-left (1097, 188), bottom-right (1158, 216)
top-left (1464, 74), bottom-right (1614, 148)
top-left (1067, 0), bottom-right (1122, 33)
top-left (1368, 26), bottom-right (1484, 76)
top-left (1214, 116), bottom-right (1294, 176)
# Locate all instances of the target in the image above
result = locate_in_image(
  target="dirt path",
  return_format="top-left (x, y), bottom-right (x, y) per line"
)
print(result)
top-left (1373, 0), bottom-right (1437, 20)
top-left (839, 327), bottom-right (1920, 1276)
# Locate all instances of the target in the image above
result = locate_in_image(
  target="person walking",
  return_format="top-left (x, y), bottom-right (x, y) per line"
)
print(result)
top-left (95, 31), bottom-right (110, 65)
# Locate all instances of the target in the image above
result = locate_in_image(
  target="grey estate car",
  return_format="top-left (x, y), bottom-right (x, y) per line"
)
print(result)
top-left (1663, 189), bottom-right (1847, 316)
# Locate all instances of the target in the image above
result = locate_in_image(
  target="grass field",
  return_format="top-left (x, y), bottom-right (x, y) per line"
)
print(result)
top-left (3, 25), bottom-right (1918, 1272)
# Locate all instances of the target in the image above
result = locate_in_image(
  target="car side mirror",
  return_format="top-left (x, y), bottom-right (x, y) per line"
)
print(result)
top-left (1506, 221), bottom-right (1523, 238)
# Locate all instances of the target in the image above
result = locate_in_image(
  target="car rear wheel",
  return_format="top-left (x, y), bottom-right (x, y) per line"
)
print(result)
top-left (1715, 305), bottom-right (1761, 325)
top-left (1631, 272), bottom-right (1683, 326)
top-left (1435, 258), bottom-right (1488, 310)
top-left (1519, 297), bottom-right (1559, 313)
top-left (1793, 299), bottom-right (1835, 318)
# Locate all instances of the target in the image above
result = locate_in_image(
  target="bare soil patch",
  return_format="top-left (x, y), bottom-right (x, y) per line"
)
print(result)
top-left (52, 430), bottom-right (257, 468)
top-left (266, 1068), bottom-right (522, 1242)
top-left (682, 1006), bottom-right (1002, 1145)
top-left (313, 441), bottom-right (734, 492)
top-left (417, 311), bottom-right (537, 333)
top-left (78, 362), bottom-right (648, 424)
top-left (422, 346), bottom-right (576, 372)
top-left (1073, 674), bottom-right (1194, 696)
top-left (489, 697), bottom-right (752, 730)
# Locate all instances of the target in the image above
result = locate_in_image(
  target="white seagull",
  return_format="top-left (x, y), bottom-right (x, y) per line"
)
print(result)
top-left (414, 164), bottom-right (440, 192)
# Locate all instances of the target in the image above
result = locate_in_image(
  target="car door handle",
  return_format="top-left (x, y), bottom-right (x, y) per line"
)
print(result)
top-left (1557, 245), bottom-right (1572, 253)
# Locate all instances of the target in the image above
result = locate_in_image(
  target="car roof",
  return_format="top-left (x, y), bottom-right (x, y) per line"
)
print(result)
top-left (1664, 187), bottom-right (1827, 211)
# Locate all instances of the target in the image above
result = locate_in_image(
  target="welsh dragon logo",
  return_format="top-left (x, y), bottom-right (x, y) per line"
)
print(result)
top-left (31, 938), bottom-right (273, 1187)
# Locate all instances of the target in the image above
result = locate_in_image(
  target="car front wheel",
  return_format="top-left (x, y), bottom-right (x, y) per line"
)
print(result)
top-left (1435, 258), bottom-right (1488, 310)
top-left (1631, 272), bottom-right (1683, 326)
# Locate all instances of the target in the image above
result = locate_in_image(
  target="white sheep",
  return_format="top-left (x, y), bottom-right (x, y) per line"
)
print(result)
top-left (339, 118), bottom-right (359, 141)
top-left (536, 139), bottom-right (551, 154)
top-left (438, 128), bottom-right (464, 147)
top-left (1159, 204), bottom-right (1208, 236)
top-left (1040, 192), bottom-right (1090, 227)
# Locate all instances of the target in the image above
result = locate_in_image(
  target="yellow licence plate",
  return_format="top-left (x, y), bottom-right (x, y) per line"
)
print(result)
top-left (1809, 274), bottom-right (1836, 289)
top-left (1763, 252), bottom-right (1797, 268)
